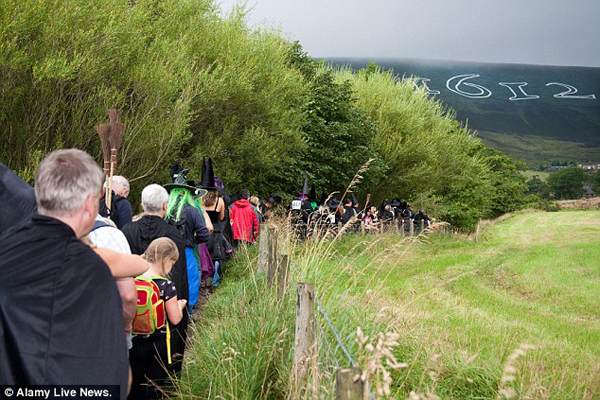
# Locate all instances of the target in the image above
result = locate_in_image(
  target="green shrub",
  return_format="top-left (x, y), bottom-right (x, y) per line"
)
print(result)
top-left (547, 167), bottom-right (589, 199)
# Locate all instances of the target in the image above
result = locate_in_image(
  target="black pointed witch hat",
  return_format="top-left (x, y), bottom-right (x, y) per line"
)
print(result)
top-left (327, 197), bottom-right (341, 210)
top-left (319, 191), bottom-right (327, 206)
top-left (300, 175), bottom-right (309, 199)
top-left (309, 186), bottom-right (317, 202)
top-left (351, 192), bottom-right (359, 206)
top-left (169, 163), bottom-right (182, 182)
top-left (198, 157), bottom-right (217, 190)
top-left (164, 167), bottom-right (207, 197)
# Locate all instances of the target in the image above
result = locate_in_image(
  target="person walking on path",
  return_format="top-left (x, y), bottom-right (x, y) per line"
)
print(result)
top-left (199, 158), bottom-right (232, 288)
top-left (230, 188), bottom-right (259, 246)
top-left (100, 175), bottom-right (133, 229)
top-left (128, 238), bottom-right (187, 400)
top-left (164, 172), bottom-right (210, 315)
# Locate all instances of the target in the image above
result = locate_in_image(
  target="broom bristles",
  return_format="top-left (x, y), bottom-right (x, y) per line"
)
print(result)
top-left (95, 124), bottom-right (111, 167)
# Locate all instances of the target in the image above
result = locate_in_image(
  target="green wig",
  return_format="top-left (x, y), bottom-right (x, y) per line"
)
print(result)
top-left (166, 188), bottom-right (204, 222)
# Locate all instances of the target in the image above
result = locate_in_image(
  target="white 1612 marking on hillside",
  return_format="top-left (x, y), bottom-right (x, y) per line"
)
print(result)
top-left (446, 74), bottom-right (493, 99)
top-left (498, 82), bottom-right (540, 101)
top-left (407, 75), bottom-right (597, 100)
top-left (546, 82), bottom-right (596, 99)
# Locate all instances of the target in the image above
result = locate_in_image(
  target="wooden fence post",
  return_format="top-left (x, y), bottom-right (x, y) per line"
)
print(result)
top-left (419, 219), bottom-right (424, 234)
top-left (335, 368), bottom-right (365, 400)
top-left (409, 219), bottom-right (414, 236)
top-left (294, 283), bottom-right (315, 389)
top-left (257, 225), bottom-right (269, 273)
top-left (267, 227), bottom-right (278, 286)
top-left (277, 254), bottom-right (290, 300)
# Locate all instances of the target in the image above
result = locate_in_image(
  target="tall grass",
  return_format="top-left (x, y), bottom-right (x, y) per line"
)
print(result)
top-left (174, 209), bottom-right (600, 399)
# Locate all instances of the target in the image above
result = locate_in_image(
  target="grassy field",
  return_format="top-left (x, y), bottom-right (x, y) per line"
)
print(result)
top-left (327, 211), bottom-right (600, 399)
top-left (520, 169), bottom-right (550, 181)
top-left (476, 130), bottom-right (600, 168)
top-left (175, 211), bottom-right (600, 399)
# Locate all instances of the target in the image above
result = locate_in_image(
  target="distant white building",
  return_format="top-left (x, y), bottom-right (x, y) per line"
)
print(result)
top-left (578, 163), bottom-right (600, 171)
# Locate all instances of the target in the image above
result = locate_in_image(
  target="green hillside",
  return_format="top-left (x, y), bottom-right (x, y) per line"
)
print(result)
top-left (477, 131), bottom-right (600, 168)
top-left (178, 210), bottom-right (600, 399)
top-left (328, 58), bottom-right (600, 167)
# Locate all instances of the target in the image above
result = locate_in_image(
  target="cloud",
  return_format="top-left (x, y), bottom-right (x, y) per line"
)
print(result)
top-left (218, 0), bottom-right (600, 67)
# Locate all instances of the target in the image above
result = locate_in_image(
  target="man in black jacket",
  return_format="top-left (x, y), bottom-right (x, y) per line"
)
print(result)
top-left (0, 149), bottom-right (128, 398)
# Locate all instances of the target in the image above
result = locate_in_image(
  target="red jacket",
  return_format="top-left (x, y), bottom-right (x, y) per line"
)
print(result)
top-left (230, 199), bottom-right (259, 243)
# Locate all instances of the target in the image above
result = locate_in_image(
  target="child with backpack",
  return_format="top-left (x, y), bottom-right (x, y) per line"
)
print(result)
top-left (129, 238), bottom-right (187, 400)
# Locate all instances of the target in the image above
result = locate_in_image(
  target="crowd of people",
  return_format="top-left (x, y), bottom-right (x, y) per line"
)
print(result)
top-left (0, 150), bottom-right (273, 399)
top-left (288, 187), bottom-right (433, 239)
top-left (0, 149), bottom-right (432, 398)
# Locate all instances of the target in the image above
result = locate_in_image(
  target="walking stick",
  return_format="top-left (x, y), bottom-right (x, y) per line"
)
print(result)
top-left (362, 193), bottom-right (371, 215)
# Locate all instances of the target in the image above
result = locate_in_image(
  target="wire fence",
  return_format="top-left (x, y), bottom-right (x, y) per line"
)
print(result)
top-left (289, 259), bottom-right (355, 373)
top-left (261, 219), bottom-right (442, 397)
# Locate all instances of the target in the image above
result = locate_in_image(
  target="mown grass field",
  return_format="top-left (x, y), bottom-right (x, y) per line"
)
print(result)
top-left (176, 211), bottom-right (600, 399)
top-left (328, 211), bottom-right (600, 398)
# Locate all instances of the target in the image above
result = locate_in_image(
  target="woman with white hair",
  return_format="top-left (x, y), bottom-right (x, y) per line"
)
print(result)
top-left (99, 175), bottom-right (133, 228)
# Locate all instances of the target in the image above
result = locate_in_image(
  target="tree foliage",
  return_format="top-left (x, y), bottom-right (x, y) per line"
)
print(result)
top-left (592, 171), bottom-right (600, 194)
top-left (477, 147), bottom-right (528, 218)
top-left (0, 1), bottom-right (533, 230)
top-left (0, 0), bottom-right (306, 197)
top-left (527, 175), bottom-right (551, 199)
top-left (282, 43), bottom-right (385, 195)
top-left (547, 167), bottom-right (588, 199)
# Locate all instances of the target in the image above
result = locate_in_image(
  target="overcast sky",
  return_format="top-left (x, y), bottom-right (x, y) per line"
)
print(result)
top-left (217, 0), bottom-right (600, 67)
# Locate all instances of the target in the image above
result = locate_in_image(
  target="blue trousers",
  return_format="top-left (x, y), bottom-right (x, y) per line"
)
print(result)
top-left (185, 247), bottom-right (199, 307)
top-left (213, 260), bottom-right (221, 287)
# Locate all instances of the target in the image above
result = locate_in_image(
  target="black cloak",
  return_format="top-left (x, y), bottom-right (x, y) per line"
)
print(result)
top-left (0, 163), bottom-right (37, 233)
top-left (0, 216), bottom-right (128, 398)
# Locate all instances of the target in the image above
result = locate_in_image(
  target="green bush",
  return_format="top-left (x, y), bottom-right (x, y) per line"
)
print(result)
top-left (281, 44), bottom-right (385, 194)
top-left (547, 167), bottom-right (588, 199)
top-left (527, 175), bottom-right (551, 199)
top-left (0, 0), bottom-right (205, 196)
top-left (0, 0), bottom-right (307, 199)
top-left (0, 1), bottom-right (531, 229)
top-left (526, 195), bottom-right (561, 212)
top-left (477, 147), bottom-right (528, 219)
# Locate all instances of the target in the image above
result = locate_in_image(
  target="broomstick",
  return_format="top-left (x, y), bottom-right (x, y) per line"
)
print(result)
top-left (95, 109), bottom-right (125, 213)
top-left (95, 124), bottom-right (111, 205)
top-left (106, 109), bottom-right (125, 211)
